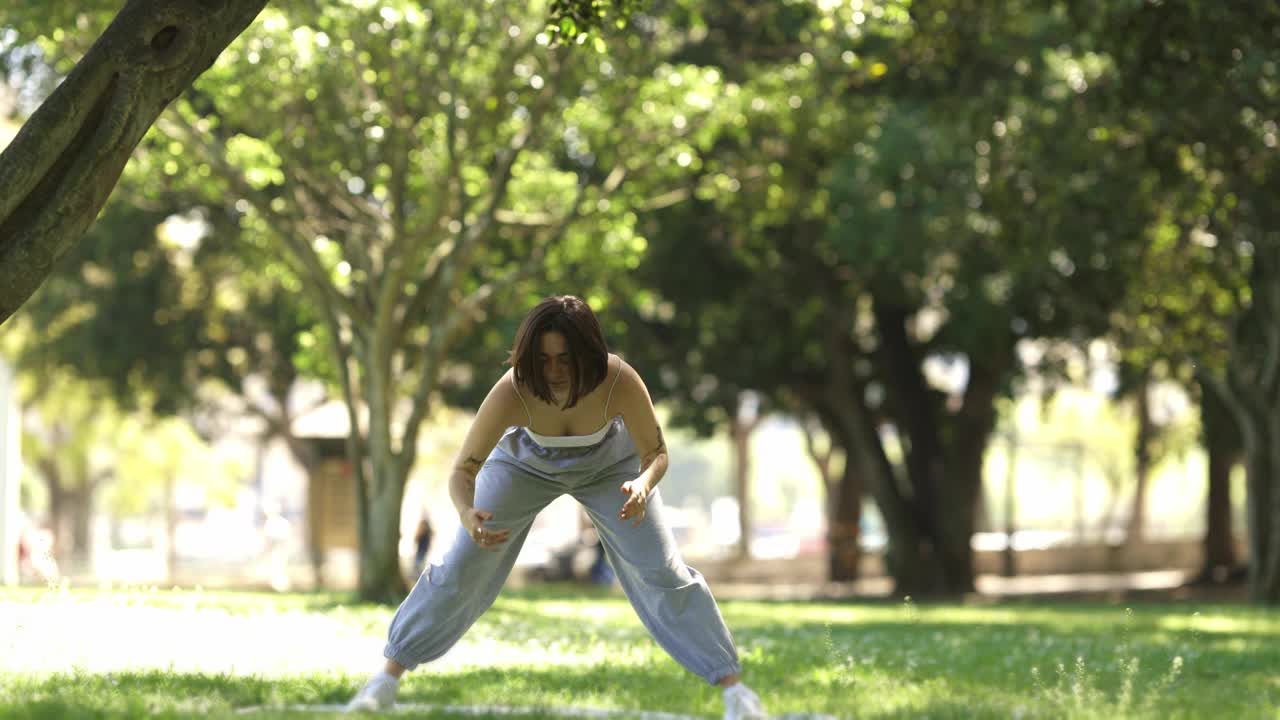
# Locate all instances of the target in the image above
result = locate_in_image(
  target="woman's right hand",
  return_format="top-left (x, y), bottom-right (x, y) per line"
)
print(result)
top-left (461, 507), bottom-right (510, 551)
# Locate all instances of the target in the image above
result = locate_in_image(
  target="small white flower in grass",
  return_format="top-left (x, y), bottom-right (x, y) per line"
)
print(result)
top-left (1072, 655), bottom-right (1087, 701)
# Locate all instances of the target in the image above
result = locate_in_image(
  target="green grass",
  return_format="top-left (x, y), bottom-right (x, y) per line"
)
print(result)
top-left (2, 585), bottom-right (1278, 719)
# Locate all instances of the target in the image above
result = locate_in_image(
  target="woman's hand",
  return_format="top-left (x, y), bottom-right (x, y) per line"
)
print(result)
top-left (618, 479), bottom-right (650, 527)
top-left (461, 507), bottom-right (510, 551)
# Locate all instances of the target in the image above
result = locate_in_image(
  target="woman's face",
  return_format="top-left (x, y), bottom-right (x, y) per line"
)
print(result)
top-left (538, 331), bottom-right (572, 392)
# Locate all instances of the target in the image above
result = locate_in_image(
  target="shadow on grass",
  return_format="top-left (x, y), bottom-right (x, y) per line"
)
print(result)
top-left (2, 664), bottom-right (743, 720)
top-left (8, 587), bottom-right (1277, 719)
top-left (5, 612), bottom-right (1277, 720)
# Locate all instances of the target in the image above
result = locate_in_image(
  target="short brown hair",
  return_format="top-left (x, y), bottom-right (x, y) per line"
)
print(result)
top-left (508, 295), bottom-right (610, 408)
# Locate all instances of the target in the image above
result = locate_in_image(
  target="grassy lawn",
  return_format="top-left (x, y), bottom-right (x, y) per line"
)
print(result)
top-left (1, 584), bottom-right (1278, 719)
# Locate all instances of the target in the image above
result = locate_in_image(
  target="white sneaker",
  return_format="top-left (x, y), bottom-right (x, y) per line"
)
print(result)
top-left (723, 683), bottom-right (768, 720)
top-left (345, 671), bottom-right (398, 712)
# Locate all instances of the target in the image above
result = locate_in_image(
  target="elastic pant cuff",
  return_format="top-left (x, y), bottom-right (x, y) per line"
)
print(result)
top-left (383, 642), bottom-right (420, 672)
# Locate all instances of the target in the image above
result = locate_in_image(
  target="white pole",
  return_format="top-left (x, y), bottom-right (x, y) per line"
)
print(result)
top-left (0, 357), bottom-right (20, 587)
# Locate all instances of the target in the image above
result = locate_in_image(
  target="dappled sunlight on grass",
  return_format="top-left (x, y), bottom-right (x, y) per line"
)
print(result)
top-left (1, 585), bottom-right (391, 675)
top-left (2, 586), bottom-right (1279, 718)
top-left (1154, 607), bottom-right (1280, 636)
top-left (497, 596), bottom-right (639, 626)
top-left (707, 600), bottom-right (873, 628)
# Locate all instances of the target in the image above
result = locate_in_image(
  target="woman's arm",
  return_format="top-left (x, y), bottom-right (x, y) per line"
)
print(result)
top-left (613, 358), bottom-right (669, 525)
top-left (449, 369), bottom-right (521, 549)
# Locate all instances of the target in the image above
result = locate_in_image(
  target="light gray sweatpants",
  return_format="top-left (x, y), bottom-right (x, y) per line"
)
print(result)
top-left (384, 418), bottom-right (742, 685)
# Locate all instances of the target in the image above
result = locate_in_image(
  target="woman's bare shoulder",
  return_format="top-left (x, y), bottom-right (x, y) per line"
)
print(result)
top-left (608, 353), bottom-right (633, 382)
top-left (608, 354), bottom-right (647, 394)
top-left (476, 368), bottom-right (524, 421)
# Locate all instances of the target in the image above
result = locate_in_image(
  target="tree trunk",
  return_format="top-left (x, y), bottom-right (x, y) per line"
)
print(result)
top-left (37, 455), bottom-right (98, 577)
top-left (67, 482), bottom-right (94, 575)
top-left (800, 412), bottom-right (861, 582)
top-left (870, 303), bottom-right (1006, 597)
top-left (935, 433), bottom-right (988, 593)
top-left (814, 310), bottom-right (972, 597)
top-left (1214, 247), bottom-right (1280, 603)
top-left (875, 304), bottom-right (953, 595)
top-left (1234, 401), bottom-right (1279, 602)
top-left (882, 430), bottom-right (989, 597)
top-left (1127, 378), bottom-right (1153, 543)
top-left (354, 346), bottom-right (410, 603)
top-left (1201, 378), bottom-right (1240, 579)
top-left (880, 509), bottom-right (936, 595)
top-left (827, 454), bottom-right (862, 582)
top-left (832, 392), bottom-right (933, 595)
top-left (360, 460), bottom-right (409, 603)
top-left (732, 421), bottom-right (750, 559)
top-left (0, 0), bottom-right (269, 323)
top-left (43, 463), bottom-right (68, 571)
top-left (730, 404), bottom-right (760, 560)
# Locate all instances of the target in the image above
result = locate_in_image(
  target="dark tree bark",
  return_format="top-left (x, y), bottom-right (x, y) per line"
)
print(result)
top-left (1200, 377), bottom-right (1241, 579)
top-left (0, 0), bottom-right (269, 324)
top-left (802, 411), bottom-right (861, 582)
top-left (869, 301), bottom-right (1008, 596)
top-left (826, 446), bottom-right (862, 581)
top-left (1127, 377), bottom-right (1153, 543)
top-left (1227, 393), bottom-right (1279, 602)
top-left (808, 306), bottom-right (1007, 597)
top-left (1210, 246), bottom-right (1280, 604)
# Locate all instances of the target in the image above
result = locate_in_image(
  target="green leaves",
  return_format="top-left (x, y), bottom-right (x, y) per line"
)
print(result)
top-left (545, 0), bottom-right (641, 47)
top-left (224, 135), bottom-right (283, 190)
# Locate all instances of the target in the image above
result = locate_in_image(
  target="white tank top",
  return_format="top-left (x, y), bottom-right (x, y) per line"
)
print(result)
top-left (513, 359), bottom-right (624, 448)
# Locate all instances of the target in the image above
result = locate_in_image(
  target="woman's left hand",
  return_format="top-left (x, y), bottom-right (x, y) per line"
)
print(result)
top-left (618, 479), bottom-right (650, 527)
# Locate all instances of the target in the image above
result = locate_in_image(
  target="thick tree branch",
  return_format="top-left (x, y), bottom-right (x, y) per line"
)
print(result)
top-left (800, 413), bottom-right (837, 492)
top-left (0, 0), bottom-right (270, 324)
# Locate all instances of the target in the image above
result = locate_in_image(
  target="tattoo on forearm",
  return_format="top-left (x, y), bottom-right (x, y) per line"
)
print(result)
top-left (642, 426), bottom-right (667, 470)
top-left (460, 455), bottom-right (484, 474)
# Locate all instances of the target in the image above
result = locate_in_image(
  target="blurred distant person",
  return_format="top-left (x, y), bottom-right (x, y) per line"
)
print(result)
top-left (412, 514), bottom-right (433, 577)
top-left (347, 295), bottom-right (765, 719)
top-left (16, 516), bottom-right (30, 582)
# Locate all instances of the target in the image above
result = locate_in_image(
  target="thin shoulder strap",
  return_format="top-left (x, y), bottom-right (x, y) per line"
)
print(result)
top-left (511, 374), bottom-right (533, 426)
top-left (603, 357), bottom-right (624, 422)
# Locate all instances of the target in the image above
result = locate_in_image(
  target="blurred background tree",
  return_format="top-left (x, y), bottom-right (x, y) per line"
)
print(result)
top-left (2, 0), bottom-right (1278, 604)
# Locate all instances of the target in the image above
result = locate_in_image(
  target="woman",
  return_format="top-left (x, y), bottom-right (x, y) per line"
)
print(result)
top-left (347, 295), bottom-right (766, 719)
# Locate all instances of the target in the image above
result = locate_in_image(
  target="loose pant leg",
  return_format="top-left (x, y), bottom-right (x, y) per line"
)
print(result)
top-left (384, 459), bottom-right (562, 670)
top-left (572, 469), bottom-right (742, 685)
